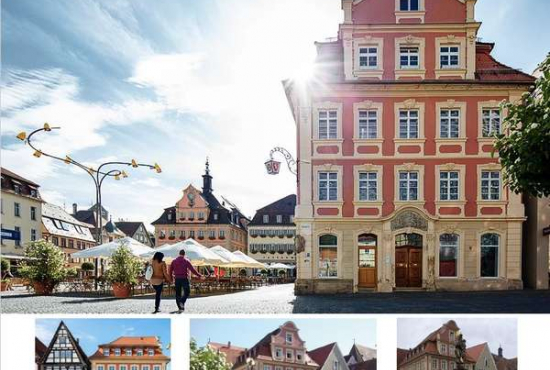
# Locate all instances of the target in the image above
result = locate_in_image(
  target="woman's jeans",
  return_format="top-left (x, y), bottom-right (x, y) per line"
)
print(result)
top-left (152, 283), bottom-right (164, 310)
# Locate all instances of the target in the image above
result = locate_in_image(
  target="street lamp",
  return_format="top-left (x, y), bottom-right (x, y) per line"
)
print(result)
top-left (265, 147), bottom-right (298, 176)
top-left (17, 123), bottom-right (162, 243)
top-left (246, 357), bottom-right (256, 370)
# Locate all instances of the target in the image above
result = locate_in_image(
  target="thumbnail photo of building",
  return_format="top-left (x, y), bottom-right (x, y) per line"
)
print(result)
top-left (190, 319), bottom-right (377, 370)
top-left (35, 319), bottom-right (171, 370)
top-left (397, 318), bottom-right (517, 370)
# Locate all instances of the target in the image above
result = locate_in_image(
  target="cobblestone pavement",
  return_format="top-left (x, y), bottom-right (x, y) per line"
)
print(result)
top-left (2, 284), bottom-right (550, 314)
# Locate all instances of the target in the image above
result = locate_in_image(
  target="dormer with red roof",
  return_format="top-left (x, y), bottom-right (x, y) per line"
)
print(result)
top-left (89, 336), bottom-right (170, 370)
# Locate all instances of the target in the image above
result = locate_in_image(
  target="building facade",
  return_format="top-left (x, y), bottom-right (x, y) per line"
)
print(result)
top-left (115, 222), bottom-right (155, 247)
top-left (285, 0), bottom-right (535, 294)
top-left (73, 204), bottom-right (126, 244)
top-left (466, 343), bottom-right (497, 370)
top-left (345, 343), bottom-right (377, 370)
top-left (398, 320), bottom-right (475, 370)
top-left (89, 336), bottom-right (170, 370)
top-left (152, 161), bottom-right (249, 252)
top-left (42, 203), bottom-right (97, 269)
top-left (308, 343), bottom-right (350, 370)
top-left (0, 168), bottom-right (43, 259)
top-left (248, 195), bottom-right (297, 265)
top-left (233, 321), bottom-right (319, 370)
top-left (37, 321), bottom-right (91, 370)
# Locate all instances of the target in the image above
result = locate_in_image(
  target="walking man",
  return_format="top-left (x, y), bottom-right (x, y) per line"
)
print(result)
top-left (169, 249), bottom-right (202, 313)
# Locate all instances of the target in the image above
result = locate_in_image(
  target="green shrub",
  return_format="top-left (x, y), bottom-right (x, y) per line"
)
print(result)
top-left (66, 267), bottom-right (78, 278)
top-left (81, 262), bottom-right (95, 271)
top-left (19, 240), bottom-right (67, 286)
top-left (104, 245), bottom-right (143, 285)
top-left (1, 259), bottom-right (9, 272)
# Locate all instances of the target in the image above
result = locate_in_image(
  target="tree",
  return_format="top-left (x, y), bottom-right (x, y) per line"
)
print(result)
top-left (190, 339), bottom-right (231, 370)
top-left (104, 245), bottom-right (143, 286)
top-left (19, 240), bottom-right (68, 294)
top-left (494, 54), bottom-right (550, 197)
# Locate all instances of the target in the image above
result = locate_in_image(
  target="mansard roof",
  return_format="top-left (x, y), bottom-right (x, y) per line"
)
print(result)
top-left (38, 321), bottom-right (91, 369)
top-left (249, 194), bottom-right (296, 227)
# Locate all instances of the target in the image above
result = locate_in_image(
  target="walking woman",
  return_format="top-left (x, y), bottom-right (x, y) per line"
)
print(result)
top-left (150, 252), bottom-right (171, 314)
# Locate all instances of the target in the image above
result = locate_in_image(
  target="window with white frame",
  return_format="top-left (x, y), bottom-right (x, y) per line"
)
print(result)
top-left (440, 171), bottom-right (459, 201)
top-left (148, 349), bottom-right (155, 356)
top-left (319, 234), bottom-right (338, 278)
top-left (108, 366), bottom-right (115, 370)
top-left (153, 366), bottom-right (161, 370)
top-left (277, 215), bottom-right (283, 224)
top-left (275, 348), bottom-right (283, 359)
top-left (440, 109), bottom-right (460, 138)
top-left (399, 110), bottom-right (419, 138)
top-left (450, 362), bottom-right (456, 370)
top-left (439, 234), bottom-right (459, 277)
top-left (432, 359), bottom-right (439, 370)
top-left (450, 331), bottom-right (455, 342)
top-left (31, 228), bottom-right (37, 241)
top-left (400, 47), bottom-right (419, 69)
top-left (481, 171), bottom-right (501, 200)
top-left (359, 47), bottom-right (378, 68)
top-left (97, 366), bottom-right (105, 370)
top-left (359, 172), bottom-right (378, 201)
top-left (14, 202), bottom-right (20, 217)
top-left (358, 110), bottom-right (378, 139)
top-left (482, 109), bottom-right (501, 137)
top-left (114, 348), bottom-right (121, 356)
top-left (103, 349), bottom-right (110, 357)
top-left (142, 366), bottom-right (150, 370)
top-left (263, 215), bottom-right (269, 224)
top-left (131, 366), bottom-right (138, 370)
top-left (399, 171), bottom-right (418, 201)
top-left (318, 110), bottom-right (338, 139)
top-left (481, 233), bottom-right (500, 277)
top-left (296, 352), bottom-right (303, 362)
top-left (318, 172), bottom-right (338, 201)
top-left (441, 360), bottom-right (448, 370)
top-left (286, 349), bottom-right (294, 360)
top-left (264, 366), bottom-right (272, 370)
top-left (449, 345), bottom-right (455, 356)
top-left (120, 366), bottom-right (127, 370)
top-left (441, 343), bottom-right (447, 355)
top-left (137, 349), bottom-right (143, 356)
top-left (400, 0), bottom-right (419, 11)
top-left (125, 348), bottom-right (132, 356)
top-left (286, 332), bottom-right (293, 343)
top-left (440, 46), bottom-right (459, 68)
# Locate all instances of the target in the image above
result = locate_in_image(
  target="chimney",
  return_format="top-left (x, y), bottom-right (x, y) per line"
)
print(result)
top-left (202, 157), bottom-right (213, 195)
top-left (498, 346), bottom-right (503, 358)
top-left (72, 203), bottom-right (78, 215)
top-left (228, 341), bottom-right (231, 348)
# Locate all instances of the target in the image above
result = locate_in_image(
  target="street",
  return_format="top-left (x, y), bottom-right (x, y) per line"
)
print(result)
top-left (2, 284), bottom-right (550, 314)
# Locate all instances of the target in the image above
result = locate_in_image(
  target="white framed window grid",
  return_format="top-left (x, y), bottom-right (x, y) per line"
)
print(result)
top-left (318, 110), bottom-right (338, 139)
top-left (440, 171), bottom-right (459, 201)
top-left (399, 110), bottom-right (419, 138)
top-left (399, 171), bottom-right (419, 201)
top-left (358, 110), bottom-right (378, 139)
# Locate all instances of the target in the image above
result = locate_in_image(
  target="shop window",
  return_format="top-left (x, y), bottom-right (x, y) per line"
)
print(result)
top-left (319, 234), bottom-right (338, 278)
top-left (481, 233), bottom-right (499, 277)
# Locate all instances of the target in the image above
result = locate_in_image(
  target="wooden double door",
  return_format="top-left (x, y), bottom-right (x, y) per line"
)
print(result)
top-left (395, 246), bottom-right (423, 288)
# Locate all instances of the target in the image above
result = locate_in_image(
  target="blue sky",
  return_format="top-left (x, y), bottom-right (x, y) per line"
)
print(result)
top-left (397, 318), bottom-right (518, 358)
top-left (190, 318), bottom-right (377, 353)
top-left (2, 0), bottom-right (549, 228)
top-left (36, 318), bottom-right (171, 368)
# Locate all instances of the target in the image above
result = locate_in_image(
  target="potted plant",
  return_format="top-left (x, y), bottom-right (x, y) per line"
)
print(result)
top-left (104, 245), bottom-right (143, 298)
top-left (1, 259), bottom-right (11, 291)
top-left (81, 262), bottom-right (95, 276)
top-left (19, 240), bottom-right (67, 295)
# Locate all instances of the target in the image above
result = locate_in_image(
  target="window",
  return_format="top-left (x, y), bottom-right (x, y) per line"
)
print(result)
top-left (481, 171), bottom-right (501, 200)
top-left (160, 230), bottom-right (166, 238)
top-left (399, 110), bottom-right (419, 138)
top-left (108, 366), bottom-right (115, 370)
top-left (31, 228), bottom-right (37, 241)
top-left (449, 345), bottom-right (455, 356)
top-left (137, 349), bottom-right (143, 356)
top-left (180, 230), bottom-right (186, 239)
top-left (198, 211), bottom-right (204, 219)
top-left (169, 230), bottom-right (176, 238)
top-left (286, 332), bottom-right (293, 343)
top-left (358, 110), bottom-right (378, 139)
top-left (213, 213), bottom-right (218, 221)
top-left (359, 172), bottom-right (378, 201)
top-left (450, 362), bottom-right (455, 370)
top-left (198, 230), bottom-right (204, 238)
top-left (219, 230), bottom-right (225, 238)
top-left (142, 366), bottom-right (150, 370)
top-left (14, 184), bottom-right (20, 194)
top-left (30, 206), bottom-right (37, 221)
top-left (440, 171), bottom-right (459, 201)
top-left (400, 47), bottom-right (419, 69)
top-left (432, 359), bottom-right (438, 370)
top-left (450, 331), bottom-right (455, 342)
top-left (276, 215), bottom-right (283, 223)
top-left (264, 366), bottom-right (272, 370)
top-left (286, 349), bottom-right (294, 360)
top-left (399, 171), bottom-right (418, 201)
top-left (114, 348), bottom-right (121, 356)
top-left (148, 349), bottom-right (155, 356)
top-left (440, 234), bottom-right (458, 277)
top-left (333, 360), bottom-right (339, 370)
top-left (400, 0), bottom-right (419, 11)
top-left (189, 230), bottom-right (195, 238)
top-left (319, 234), bottom-right (338, 278)
top-left (275, 348), bottom-right (283, 358)
top-left (318, 172), bottom-right (338, 201)
top-left (440, 46), bottom-right (459, 68)
top-left (263, 215), bottom-right (269, 224)
top-left (153, 366), bottom-right (161, 370)
top-left (296, 352), bottom-right (303, 361)
top-left (52, 236), bottom-right (59, 246)
top-left (14, 227), bottom-right (21, 247)
top-left (132, 366), bottom-right (138, 370)
top-left (120, 366), bottom-right (127, 370)
top-left (441, 343), bottom-right (447, 355)
top-left (359, 47), bottom-right (378, 68)
top-left (318, 110), bottom-right (338, 139)
top-left (104, 349), bottom-right (110, 356)
top-left (482, 109), bottom-right (501, 137)
top-left (440, 109), bottom-right (460, 138)
top-left (126, 348), bottom-right (132, 356)
top-left (97, 366), bottom-right (105, 370)
top-left (14, 202), bottom-right (21, 217)
top-left (441, 361), bottom-right (448, 370)
top-left (481, 233), bottom-right (499, 277)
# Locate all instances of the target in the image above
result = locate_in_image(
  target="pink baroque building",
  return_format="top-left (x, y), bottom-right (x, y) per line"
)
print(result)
top-left (284, 0), bottom-right (536, 294)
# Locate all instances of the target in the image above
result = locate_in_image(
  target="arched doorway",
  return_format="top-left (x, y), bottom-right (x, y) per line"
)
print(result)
top-left (395, 232), bottom-right (423, 288)
top-left (358, 234), bottom-right (377, 288)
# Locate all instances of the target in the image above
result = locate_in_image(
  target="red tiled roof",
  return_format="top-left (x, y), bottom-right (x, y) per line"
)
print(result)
top-left (35, 337), bottom-right (48, 362)
top-left (493, 355), bottom-right (517, 370)
top-left (102, 336), bottom-right (161, 347)
top-left (475, 42), bottom-right (536, 83)
top-left (466, 343), bottom-right (487, 362)
top-left (307, 342), bottom-right (337, 367)
top-left (208, 342), bottom-right (246, 365)
top-left (89, 337), bottom-right (169, 361)
top-left (397, 348), bottom-right (409, 366)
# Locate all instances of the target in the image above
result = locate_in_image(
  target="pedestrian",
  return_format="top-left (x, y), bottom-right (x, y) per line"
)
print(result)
top-left (169, 249), bottom-right (202, 313)
top-left (149, 252), bottom-right (171, 314)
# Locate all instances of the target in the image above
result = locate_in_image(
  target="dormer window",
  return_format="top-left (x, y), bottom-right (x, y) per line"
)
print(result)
top-left (125, 348), bottom-right (132, 356)
top-left (167, 213), bottom-right (172, 221)
top-left (213, 212), bottom-right (219, 221)
top-left (263, 215), bottom-right (269, 224)
top-left (276, 215), bottom-right (283, 224)
top-left (137, 348), bottom-right (143, 356)
top-left (400, 47), bottom-right (419, 69)
top-left (148, 348), bottom-right (155, 356)
top-left (400, 0), bottom-right (419, 11)
top-left (103, 348), bottom-right (110, 356)
top-left (114, 348), bottom-right (121, 356)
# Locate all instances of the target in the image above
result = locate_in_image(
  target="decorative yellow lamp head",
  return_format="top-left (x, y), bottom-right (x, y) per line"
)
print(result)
top-left (64, 155), bottom-right (72, 164)
top-left (88, 167), bottom-right (95, 174)
top-left (121, 171), bottom-right (128, 178)
top-left (114, 174), bottom-right (121, 181)
top-left (16, 132), bottom-right (27, 141)
top-left (154, 163), bottom-right (162, 173)
top-left (131, 159), bottom-right (138, 168)
top-left (33, 150), bottom-right (42, 158)
top-left (43, 123), bottom-right (52, 132)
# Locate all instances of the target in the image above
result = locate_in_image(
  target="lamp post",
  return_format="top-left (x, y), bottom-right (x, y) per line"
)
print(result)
top-left (245, 357), bottom-right (256, 370)
top-left (17, 123), bottom-right (161, 286)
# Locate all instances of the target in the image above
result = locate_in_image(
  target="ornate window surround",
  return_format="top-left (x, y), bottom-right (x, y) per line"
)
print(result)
top-left (394, 0), bottom-right (426, 23)
top-left (435, 99), bottom-right (467, 156)
top-left (353, 100), bottom-right (385, 157)
top-left (476, 163), bottom-right (507, 215)
top-left (435, 35), bottom-right (467, 79)
top-left (353, 36), bottom-right (384, 79)
top-left (394, 99), bottom-right (426, 157)
top-left (477, 100), bottom-right (506, 155)
top-left (313, 229), bottom-right (343, 279)
top-left (313, 164), bottom-right (344, 217)
top-left (435, 163), bottom-right (467, 217)
top-left (353, 164), bottom-right (384, 217)
top-left (394, 163), bottom-right (425, 208)
top-left (435, 228), bottom-right (465, 279)
top-left (394, 35), bottom-right (426, 79)
top-left (312, 101), bottom-right (344, 158)
top-left (476, 229), bottom-right (506, 279)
